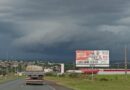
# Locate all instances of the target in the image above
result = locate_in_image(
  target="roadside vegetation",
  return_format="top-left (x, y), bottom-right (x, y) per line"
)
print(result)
top-left (45, 73), bottom-right (130, 90)
top-left (0, 73), bottom-right (24, 84)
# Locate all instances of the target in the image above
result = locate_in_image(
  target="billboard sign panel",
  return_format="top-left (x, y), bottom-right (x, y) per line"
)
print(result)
top-left (76, 50), bottom-right (109, 67)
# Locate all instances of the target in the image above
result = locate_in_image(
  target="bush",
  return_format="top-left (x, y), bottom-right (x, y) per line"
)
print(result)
top-left (45, 72), bottom-right (57, 76)
top-left (57, 74), bottom-right (66, 77)
top-left (68, 73), bottom-right (81, 78)
top-left (99, 78), bottom-right (109, 81)
top-left (114, 76), bottom-right (118, 80)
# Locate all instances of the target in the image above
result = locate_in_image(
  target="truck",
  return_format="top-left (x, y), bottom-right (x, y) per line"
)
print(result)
top-left (25, 65), bottom-right (44, 85)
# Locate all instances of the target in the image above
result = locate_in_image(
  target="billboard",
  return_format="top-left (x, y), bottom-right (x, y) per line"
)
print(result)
top-left (76, 50), bottom-right (109, 67)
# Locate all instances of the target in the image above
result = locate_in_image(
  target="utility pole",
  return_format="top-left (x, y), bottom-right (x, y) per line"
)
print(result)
top-left (125, 45), bottom-right (128, 79)
top-left (91, 56), bottom-right (94, 81)
top-left (91, 64), bottom-right (94, 81)
top-left (6, 51), bottom-right (9, 74)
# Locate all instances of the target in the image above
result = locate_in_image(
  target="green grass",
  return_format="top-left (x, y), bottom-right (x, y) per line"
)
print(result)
top-left (46, 75), bottom-right (130, 90)
top-left (0, 73), bottom-right (23, 84)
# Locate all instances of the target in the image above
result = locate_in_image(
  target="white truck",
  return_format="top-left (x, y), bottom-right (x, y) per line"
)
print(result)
top-left (25, 65), bottom-right (44, 85)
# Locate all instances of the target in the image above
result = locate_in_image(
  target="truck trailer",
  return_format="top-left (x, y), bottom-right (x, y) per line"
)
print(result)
top-left (25, 65), bottom-right (44, 85)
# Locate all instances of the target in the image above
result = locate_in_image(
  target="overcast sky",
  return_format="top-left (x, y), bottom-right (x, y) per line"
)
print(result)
top-left (0, 0), bottom-right (130, 62)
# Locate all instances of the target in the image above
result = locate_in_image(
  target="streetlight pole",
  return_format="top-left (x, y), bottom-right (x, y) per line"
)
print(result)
top-left (125, 45), bottom-right (128, 79)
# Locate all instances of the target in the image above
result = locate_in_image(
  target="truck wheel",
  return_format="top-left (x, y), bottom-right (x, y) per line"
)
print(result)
top-left (26, 83), bottom-right (29, 85)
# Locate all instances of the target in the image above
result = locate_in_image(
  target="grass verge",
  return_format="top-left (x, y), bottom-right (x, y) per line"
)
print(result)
top-left (0, 73), bottom-right (24, 84)
top-left (45, 75), bottom-right (130, 90)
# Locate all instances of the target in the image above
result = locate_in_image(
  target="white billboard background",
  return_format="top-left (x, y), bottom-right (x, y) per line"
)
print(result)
top-left (76, 50), bottom-right (109, 67)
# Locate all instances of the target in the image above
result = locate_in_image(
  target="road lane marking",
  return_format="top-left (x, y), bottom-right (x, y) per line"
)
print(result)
top-left (46, 85), bottom-right (56, 90)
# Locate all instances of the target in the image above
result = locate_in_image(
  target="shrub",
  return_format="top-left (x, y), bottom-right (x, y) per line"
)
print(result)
top-left (68, 73), bottom-right (81, 78)
top-left (57, 74), bottom-right (66, 77)
top-left (99, 78), bottom-right (109, 81)
top-left (45, 72), bottom-right (57, 76)
top-left (114, 76), bottom-right (118, 80)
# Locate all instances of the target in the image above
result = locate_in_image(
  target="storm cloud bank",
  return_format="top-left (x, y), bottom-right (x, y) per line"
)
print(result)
top-left (0, 0), bottom-right (130, 61)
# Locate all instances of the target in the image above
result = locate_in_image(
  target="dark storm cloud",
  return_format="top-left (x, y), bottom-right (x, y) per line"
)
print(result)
top-left (0, 0), bottom-right (130, 61)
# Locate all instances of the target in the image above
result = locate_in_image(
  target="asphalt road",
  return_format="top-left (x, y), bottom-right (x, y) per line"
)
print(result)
top-left (0, 79), bottom-right (73, 90)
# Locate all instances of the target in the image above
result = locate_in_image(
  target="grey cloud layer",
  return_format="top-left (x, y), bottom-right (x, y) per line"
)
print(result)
top-left (0, 0), bottom-right (130, 61)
